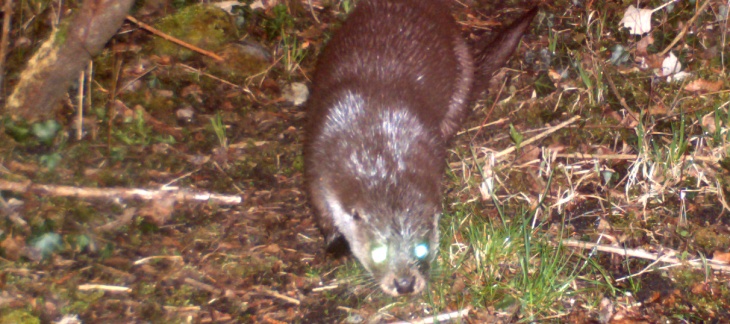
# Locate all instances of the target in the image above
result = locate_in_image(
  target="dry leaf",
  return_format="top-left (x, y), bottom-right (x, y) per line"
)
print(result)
top-left (690, 282), bottom-right (710, 295)
top-left (516, 144), bottom-right (541, 165)
top-left (619, 5), bottom-right (654, 35)
top-left (262, 244), bottom-right (281, 254)
top-left (701, 114), bottom-right (717, 133)
top-left (0, 235), bottom-right (25, 261)
top-left (548, 69), bottom-right (563, 82)
top-left (636, 34), bottom-right (654, 56)
top-left (712, 251), bottom-right (730, 263)
top-left (684, 79), bottom-right (723, 93)
top-left (660, 52), bottom-right (681, 76)
top-left (598, 297), bottom-right (614, 324)
top-left (138, 197), bottom-right (176, 226)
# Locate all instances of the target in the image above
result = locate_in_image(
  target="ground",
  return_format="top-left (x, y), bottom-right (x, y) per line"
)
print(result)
top-left (1, 0), bottom-right (730, 323)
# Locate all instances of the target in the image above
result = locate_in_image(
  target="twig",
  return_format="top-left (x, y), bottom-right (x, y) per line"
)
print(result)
top-left (457, 117), bottom-right (509, 136)
top-left (0, 179), bottom-right (242, 205)
top-left (95, 208), bottom-right (137, 232)
top-left (183, 277), bottom-right (220, 295)
top-left (96, 264), bottom-right (136, 281)
top-left (176, 63), bottom-right (264, 104)
top-left (450, 116), bottom-right (580, 168)
top-left (125, 15), bottom-right (224, 61)
top-left (471, 77), bottom-right (508, 142)
top-left (259, 288), bottom-right (301, 305)
top-left (658, 0), bottom-right (712, 57)
top-left (562, 239), bottom-right (730, 272)
top-left (162, 306), bottom-right (200, 313)
top-left (604, 71), bottom-right (639, 123)
top-left (307, 0), bottom-right (320, 24)
top-left (76, 70), bottom-right (84, 140)
top-left (556, 153), bottom-right (719, 164)
top-left (78, 284), bottom-right (131, 293)
top-left (133, 255), bottom-right (183, 265)
top-left (494, 115), bottom-right (581, 160)
top-left (0, 0), bottom-right (14, 99)
top-left (390, 307), bottom-right (470, 324)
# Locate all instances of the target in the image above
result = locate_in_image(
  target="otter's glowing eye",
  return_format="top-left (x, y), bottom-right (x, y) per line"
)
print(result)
top-left (371, 245), bottom-right (388, 264)
top-left (414, 243), bottom-right (429, 260)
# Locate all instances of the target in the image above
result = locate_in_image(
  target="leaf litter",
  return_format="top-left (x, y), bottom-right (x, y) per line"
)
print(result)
top-left (0, 0), bottom-right (729, 323)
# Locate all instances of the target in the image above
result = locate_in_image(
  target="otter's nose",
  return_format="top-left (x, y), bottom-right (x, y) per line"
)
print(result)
top-left (393, 276), bottom-right (416, 294)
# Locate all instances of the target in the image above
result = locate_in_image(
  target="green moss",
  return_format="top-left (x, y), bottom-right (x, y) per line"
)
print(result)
top-left (53, 22), bottom-right (70, 46)
top-left (694, 227), bottom-right (730, 253)
top-left (0, 309), bottom-right (40, 324)
top-left (152, 4), bottom-right (237, 61)
top-left (204, 43), bottom-right (271, 83)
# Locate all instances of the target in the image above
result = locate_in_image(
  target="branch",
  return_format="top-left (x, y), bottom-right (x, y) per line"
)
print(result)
top-left (0, 179), bottom-right (242, 205)
top-left (562, 239), bottom-right (730, 272)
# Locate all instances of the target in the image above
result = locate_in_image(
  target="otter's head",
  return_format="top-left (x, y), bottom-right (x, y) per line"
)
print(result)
top-left (322, 182), bottom-right (441, 296)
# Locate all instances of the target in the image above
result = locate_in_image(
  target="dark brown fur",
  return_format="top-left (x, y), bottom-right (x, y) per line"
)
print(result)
top-left (305, 0), bottom-right (536, 296)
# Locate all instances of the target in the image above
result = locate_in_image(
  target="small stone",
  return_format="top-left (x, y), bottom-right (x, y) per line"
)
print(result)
top-left (282, 82), bottom-right (309, 106)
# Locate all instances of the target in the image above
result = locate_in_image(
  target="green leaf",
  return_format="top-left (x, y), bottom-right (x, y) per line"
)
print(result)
top-left (533, 71), bottom-right (557, 97)
top-left (509, 124), bottom-right (524, 149)
top-left (3, 117), bottom-right (32, 142)
top-left (39, 153), bottom-right (62, 170)
top-left (32, 232), bottom-right (63, 259)
top-left (31, 120), bottom-right (62, 145)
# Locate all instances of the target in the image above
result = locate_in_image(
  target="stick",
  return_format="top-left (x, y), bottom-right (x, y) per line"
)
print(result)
top-left (125, 15), bottom-right (224, 61)
top-left (78, 284), bottom-right (131, 293)
top-left (450, 116), bottom-right (580, 168)
top-left (259, 288), bottom-right (301, 305)
top-left (658, 0), bottom-right (711, 57)
top-left (562, 239), bottom-right (730, 272)
top-left (556, 153), bottom-right (719, 164)
top-left (0, 179), bottom-right (242, 205)
top-left (495, 115), bottom-right (581, 159)
top-left (390, 307), bottom-right (470, 324)
top-left (0, 0), bottom-right (14, 98)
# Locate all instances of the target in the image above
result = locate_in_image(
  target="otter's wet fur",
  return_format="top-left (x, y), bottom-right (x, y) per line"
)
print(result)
top-left (305, 0), bottom-right (537, 296)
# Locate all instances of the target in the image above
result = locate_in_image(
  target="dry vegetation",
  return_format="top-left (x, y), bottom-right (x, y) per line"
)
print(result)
top-left (1, 0), bottom-right (729, 323)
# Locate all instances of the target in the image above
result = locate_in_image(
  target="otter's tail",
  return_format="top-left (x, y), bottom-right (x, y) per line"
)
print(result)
top-left (472, 7), bottom-right (538, 97)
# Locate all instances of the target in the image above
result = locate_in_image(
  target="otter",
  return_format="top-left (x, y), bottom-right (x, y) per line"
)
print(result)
top-left (305, 0), bottom-right (537, 296)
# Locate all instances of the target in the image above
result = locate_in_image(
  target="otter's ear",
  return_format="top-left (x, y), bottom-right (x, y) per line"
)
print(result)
top-left (322, 191), bottom-right (361, 232)
top-left (351, 210), bottom-right (368, 222)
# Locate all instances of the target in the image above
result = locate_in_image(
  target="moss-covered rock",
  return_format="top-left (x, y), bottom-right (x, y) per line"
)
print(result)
top-left (152, 4), bottom-right (237, 61)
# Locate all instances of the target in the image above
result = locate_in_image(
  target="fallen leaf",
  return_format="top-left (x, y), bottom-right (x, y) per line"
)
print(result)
top-left (619, 5), bottom-right (653, 35)
top-left (690, 282), bottom-right (710, 295)
top-left (262, 244), bottom-right (281, 254)
top-left (598, 297), bottom-right (614, 324)
top-left (684, 79), bottom-right (723, 93)
top-left (138, 197), bottom-right (176, 226)
top-left (660, 52), bottom-right (682, 77)
top-left (214, 1), bottom-right (246, 14)
top-left (548, 69), bottom-right (563, 82)
top-left (636, 34), bottom-right (654, 56)
top-left (712, 251), bottom-right (730, 263)
top-left (0, 235), bottom-right (25, 261)
top-left (701, 114), bottom-right (717, 133)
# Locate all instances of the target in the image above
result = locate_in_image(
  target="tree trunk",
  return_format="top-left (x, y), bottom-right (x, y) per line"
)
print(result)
top-left (4, 0), bottom-right (134, 122)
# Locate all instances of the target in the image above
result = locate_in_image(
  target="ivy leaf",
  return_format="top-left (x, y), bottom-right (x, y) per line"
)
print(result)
top-left (39, 152), bottom-right (62, 170)
top-left (3, 117), bottom-right (31, 142)
top-left (31, 120), bottom-right (62, 145)
top-left (32, 233), bottom-right (63, 260)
